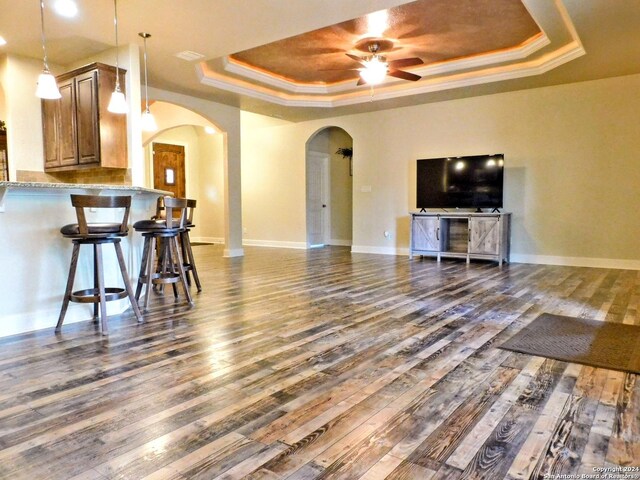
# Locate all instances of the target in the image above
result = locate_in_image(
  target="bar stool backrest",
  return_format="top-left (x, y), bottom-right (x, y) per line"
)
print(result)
top-left (186, 199), bottom-right (196, 226)
top-left (161, 196), bottom-right (188, 229)
top-left (70, 194), bottom-right (131, 236)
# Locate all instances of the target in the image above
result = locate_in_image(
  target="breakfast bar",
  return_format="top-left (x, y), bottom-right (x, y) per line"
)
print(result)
top-left (0, 181), bottom-right (168, 337)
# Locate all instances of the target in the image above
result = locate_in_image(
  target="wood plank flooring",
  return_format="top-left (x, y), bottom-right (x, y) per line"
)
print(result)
top-left (0, 245), bottom-right (638, 479)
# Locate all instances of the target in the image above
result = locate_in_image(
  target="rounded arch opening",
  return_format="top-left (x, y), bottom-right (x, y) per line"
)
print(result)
top-left (305, 126), bottom-right (353, 249)
top-left (142, 100), bottom-right (226, 247)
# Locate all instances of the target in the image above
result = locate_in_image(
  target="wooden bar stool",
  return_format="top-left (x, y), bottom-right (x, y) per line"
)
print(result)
top-left (152, 197), bottom-right (202, 292)
top-left (56, 195), bottom-right (142, 335)
top-left (133, 196), bottom-right (194, 310)
top-left (179, 199), bottom-right (202, 292)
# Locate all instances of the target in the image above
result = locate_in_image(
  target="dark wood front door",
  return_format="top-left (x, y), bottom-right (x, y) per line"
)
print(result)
top-left (153, 143), bottom-right (186, 198)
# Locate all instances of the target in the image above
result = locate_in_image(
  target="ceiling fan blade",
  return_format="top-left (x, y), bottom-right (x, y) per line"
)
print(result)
top-left (346, 53), bottom-right (366, 65)
top-left (388, 69), bottom-right (421, 81)
top-left (388, 57), bottom-right (423, 69)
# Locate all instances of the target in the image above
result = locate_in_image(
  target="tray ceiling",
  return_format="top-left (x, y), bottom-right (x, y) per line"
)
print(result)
top-left (197, 0), bottom-right (584, 108)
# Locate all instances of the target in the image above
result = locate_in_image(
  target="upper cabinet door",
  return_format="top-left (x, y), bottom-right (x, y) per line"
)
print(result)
top-left (42, 98), bottom-right (61, 169)
top-left (75, 70), bottom-right (99, 165)
top-left (42, 63), bottom-right (127, 172)
top-left (58, 79), bottom-right (77, 167)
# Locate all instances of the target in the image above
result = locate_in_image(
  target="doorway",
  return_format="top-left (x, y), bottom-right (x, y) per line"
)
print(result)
top-left (306, 152), bottom-right (330, 247)
top-left (305, 127), bottom-right (353, 248)
top-left (153, 142), bottom-right (186, 198)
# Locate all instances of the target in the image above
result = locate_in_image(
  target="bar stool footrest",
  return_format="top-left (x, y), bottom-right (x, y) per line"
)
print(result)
top-left (142, 272), bottom-right (182, 285)
top-left (70, 287), bottom-right (128, 303)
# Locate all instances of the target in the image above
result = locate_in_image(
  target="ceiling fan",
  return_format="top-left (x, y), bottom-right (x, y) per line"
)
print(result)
top-left (345, 38), bottom-right (424, 86)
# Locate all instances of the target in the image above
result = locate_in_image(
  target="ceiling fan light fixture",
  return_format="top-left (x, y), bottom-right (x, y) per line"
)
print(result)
top-left (36, 0), bottom-right (61, 99)
top-left (360, 57), bottom-right (388, 85)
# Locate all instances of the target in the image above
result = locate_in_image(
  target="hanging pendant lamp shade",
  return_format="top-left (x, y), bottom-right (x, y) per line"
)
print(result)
top-left (108, 88), bottom-right (128, 114)
top-left (141, 110), bottom-right (157, 131)
top-left (108, 0), bottom-right (127, 114)
top-left (36, 71), bottom-right (61, 99)
top-left (139, 32), bottom-right (157, 131)
top-left (36, 0), bottom-right (61, 99)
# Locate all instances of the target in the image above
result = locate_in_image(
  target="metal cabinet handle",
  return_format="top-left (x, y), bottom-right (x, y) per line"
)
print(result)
top-left (436, 227), bottom-right (440, 241)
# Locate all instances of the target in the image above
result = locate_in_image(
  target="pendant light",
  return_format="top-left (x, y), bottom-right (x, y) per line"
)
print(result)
top-left (139, 32), bottom-right (157, 131)
top-left (107, 0), bottom-right (128, 114)
top-left (36, 0), bottom-right (62, 99)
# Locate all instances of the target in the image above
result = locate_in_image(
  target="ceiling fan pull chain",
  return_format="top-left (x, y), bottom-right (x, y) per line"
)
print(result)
top-left (370, 85), bottom-right (375, 101)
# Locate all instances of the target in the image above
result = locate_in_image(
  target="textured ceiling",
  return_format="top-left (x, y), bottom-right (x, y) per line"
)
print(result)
top-left (228, 0), bottom-right (541, 85)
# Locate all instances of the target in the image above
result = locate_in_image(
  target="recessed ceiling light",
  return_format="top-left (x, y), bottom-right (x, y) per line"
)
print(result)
top-left (175, 50), bottom-right (205, 61)
top-left (54, 0), bottom-right (78, 18)
top-left (0, 36), bottom-right (6, 46)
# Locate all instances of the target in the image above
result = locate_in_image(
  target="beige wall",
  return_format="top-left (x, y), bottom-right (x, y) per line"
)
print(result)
top-left (241, 73), bottom-right (640, 268)
top-left (0, 55), bottom-right (48, 180)
top-left (195, 129), bottom-right (225, 242)
top-left (328, 128), bottom-right (353, 244)
top-left (241, 112), bottom-right (305, 246)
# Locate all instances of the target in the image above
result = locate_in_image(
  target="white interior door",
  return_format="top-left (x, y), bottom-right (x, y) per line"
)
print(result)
top-left (306, 152), bottom-right (330, 248)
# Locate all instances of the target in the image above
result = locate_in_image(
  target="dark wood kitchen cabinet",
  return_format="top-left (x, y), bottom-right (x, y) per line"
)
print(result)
top-left (42, 63), bottom-right (127, 171)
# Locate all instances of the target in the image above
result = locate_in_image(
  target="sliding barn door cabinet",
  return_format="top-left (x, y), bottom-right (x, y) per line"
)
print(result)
top-left (410, 212), bottom-right (511, 265)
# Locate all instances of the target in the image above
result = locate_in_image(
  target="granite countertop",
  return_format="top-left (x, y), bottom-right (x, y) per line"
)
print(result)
top-left (0, 181), bottom-right (170, 195)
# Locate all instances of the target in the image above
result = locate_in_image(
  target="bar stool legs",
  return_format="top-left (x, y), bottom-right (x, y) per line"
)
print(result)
top-left (180, 229), bottom-right (202, 292)
top-left (56, 238), bottom-right (143, 335)
top-left (135, 232), bottom-right (193, 311)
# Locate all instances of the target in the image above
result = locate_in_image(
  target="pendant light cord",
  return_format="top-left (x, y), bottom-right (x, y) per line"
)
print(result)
top-left (142, 35), bottom-right (149, 111)
top-left (40, 0), bottom-right (50, 72)
top-left (113, 0), bottom-right (121, 91)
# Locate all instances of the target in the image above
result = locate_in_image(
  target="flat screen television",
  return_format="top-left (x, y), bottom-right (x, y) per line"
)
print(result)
top-left (416, 154), bottom-right (504, 210)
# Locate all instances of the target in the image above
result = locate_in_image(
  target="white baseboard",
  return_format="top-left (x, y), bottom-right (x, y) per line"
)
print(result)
top-left (0, 301), bottom-right (130, 338)
top-left (329, 239), bottom-right (352, 246)
top-left (510, 254), bottom-right (640, 270)
top-left (351, 245), bottom-right (411, 256)
top-left (242, 239), bottom-right (307, 250)
top-left (190, 236), bottom-right (223, 244)
top-left (351, 246), bottom-right (640, 270)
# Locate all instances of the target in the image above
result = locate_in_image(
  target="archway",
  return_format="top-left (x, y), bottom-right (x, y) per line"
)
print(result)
top-left (144, 89), bottom-right (243, 258)
top-left (142, 102), bottom-right (225, 245)
top-left (305, 127), bottom-right (353, 248)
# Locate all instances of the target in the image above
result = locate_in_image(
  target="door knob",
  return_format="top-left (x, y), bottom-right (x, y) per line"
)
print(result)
top-left (322, 204), bottom-right (327, 208)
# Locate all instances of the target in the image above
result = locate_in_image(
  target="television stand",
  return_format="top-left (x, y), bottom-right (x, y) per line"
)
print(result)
top-left (409, 212), bottom-right (511, 265)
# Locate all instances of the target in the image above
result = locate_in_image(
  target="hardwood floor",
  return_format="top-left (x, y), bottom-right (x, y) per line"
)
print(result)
top-left (0, 245), bottom-right (638, 479)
